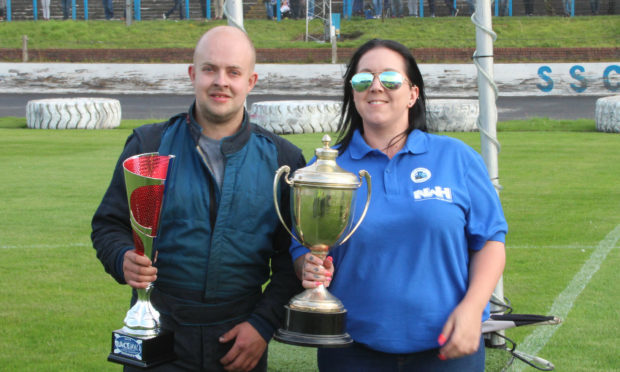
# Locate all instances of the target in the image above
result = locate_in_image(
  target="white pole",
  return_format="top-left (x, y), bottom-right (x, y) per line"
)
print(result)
top-left (475, 2), bottom-right (498, 174)
top-left (472, 0), bottom-right (505, 348)
top-left (125, 0), bottom-right (132, 26)
top-left (330, 25), bottom-right (336, 63)
top-left (305, 1), bottom-right (310, 42)
top-left (225, 0), bottom-right (244, 31)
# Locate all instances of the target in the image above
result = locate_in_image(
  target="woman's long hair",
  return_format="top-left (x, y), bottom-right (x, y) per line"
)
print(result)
top-left (336, 39), bottom-right (427, 153)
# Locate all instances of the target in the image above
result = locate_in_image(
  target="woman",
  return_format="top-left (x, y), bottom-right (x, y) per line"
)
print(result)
top-left (41, 0), bottom-right (50, 20)
top-left (290, 39), bottom-right (507, 371)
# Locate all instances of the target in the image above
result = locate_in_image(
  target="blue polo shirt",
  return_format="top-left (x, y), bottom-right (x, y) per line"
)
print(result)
top-left (290, 129), bottom-right (507, 354)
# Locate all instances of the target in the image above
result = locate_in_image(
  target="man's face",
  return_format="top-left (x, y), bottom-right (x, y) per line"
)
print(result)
top-left (189, 29), bottom-right (258, 130)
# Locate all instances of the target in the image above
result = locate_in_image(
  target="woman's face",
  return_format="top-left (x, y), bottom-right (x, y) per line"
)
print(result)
top-left (352, 47), bottom-right (419, 133)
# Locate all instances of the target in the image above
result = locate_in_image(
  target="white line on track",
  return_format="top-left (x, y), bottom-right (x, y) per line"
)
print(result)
top-left (510, 224), bottom-right (620, 372)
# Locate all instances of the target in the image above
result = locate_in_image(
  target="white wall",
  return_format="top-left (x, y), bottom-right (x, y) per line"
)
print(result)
top-left (1, 62), bottom-right (618, 96)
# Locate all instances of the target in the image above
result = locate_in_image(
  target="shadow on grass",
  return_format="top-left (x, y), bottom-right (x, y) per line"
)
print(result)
top-left (0, 117), bottom-right (598, 133)
top-left (0, 118), bottom-right (27, 129)
top-left (498, 118), bottom-right (596, 132)
top-left (0, 117), bottom-right (166, 130)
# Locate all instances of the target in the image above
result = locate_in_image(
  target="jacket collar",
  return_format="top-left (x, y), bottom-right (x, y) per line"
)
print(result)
top-left (186, 101), bottom-right (252, 156)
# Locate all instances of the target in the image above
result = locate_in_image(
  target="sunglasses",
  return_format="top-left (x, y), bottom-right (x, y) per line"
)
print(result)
top-left (350, 71), bottom-right (411, 92)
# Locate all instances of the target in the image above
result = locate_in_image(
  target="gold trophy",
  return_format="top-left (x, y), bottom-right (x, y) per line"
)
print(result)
top-left (273, 135), bottom-right (371, 347)
top-left (108, 153), bottom-right (176, 368)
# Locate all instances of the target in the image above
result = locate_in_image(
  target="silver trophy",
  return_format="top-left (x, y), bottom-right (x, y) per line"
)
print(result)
top-left (108, 153), bottom-right (176, 368)
top-left (273, 135), bottom-right (371, 347)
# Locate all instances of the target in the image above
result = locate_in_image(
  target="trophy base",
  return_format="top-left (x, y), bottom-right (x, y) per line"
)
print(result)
top-left (274, 305), bottom-right (353, 348)
top-left (108, 329), bottom-right (176, 368)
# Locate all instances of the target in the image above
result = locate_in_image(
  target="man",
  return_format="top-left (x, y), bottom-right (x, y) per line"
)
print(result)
top-left (61, 0), bottom-right (71, 19)
top-left (214, 0), bottom-right (225, 19)
top-left (164, 0), bottom-right (185, 19)
top-left (103, 0), bottom-right (113, 19)
top-left (91, 26), bottom-right (305, 371)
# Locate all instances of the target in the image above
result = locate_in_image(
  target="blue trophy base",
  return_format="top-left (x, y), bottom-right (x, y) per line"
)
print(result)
top-left (108, 329), bottom-right (175, 369)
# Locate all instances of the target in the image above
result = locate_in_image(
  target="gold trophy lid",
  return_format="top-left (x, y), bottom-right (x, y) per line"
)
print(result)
top-left (291, 135), bottom-right (361, 188)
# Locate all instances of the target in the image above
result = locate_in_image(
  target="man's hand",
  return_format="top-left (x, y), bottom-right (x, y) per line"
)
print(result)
top-left (219, 322), bottom-right (267, 372)
top-left (123, 250), bottom-right (157, 289)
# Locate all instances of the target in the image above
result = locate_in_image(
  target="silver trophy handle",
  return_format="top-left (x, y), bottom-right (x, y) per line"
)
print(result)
top-left (339, 170), bottom-right (371, 245)
top-left (273, 165), bottom-right (304, 246)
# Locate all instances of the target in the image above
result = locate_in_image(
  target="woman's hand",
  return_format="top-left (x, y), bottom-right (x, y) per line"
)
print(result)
top-left (294, 244), bottom-right (334, 289)
top-left (438, 240), bottom-right (506, 360)
top-left (437, 302), bottom-right (482, 360)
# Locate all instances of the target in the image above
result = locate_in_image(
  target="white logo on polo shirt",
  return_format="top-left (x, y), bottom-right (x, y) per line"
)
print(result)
top-left (413, 186), bottom-right (453, 202)
top-left (411, 168), bottom-right (431, 183)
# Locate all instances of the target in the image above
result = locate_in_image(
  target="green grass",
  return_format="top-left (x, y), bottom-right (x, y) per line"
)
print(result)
top-left (0, 116), bottom-right (618, 371)
top-left (0, 16), bottom-right (618, 50)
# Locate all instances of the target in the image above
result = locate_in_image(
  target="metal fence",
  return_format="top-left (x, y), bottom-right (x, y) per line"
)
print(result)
top-left (1, 0), bottom-right (615, 21)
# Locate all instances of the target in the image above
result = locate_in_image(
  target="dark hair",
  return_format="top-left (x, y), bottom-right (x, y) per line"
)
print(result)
top-left (336, 39), bottom-right (427, 153)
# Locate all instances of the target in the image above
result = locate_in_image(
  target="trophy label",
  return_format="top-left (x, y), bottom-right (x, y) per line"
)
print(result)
top-left (113, 333), bottom-right (143, 360)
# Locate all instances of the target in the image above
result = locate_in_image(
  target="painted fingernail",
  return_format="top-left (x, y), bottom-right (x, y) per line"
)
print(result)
top-left (438, 353), bottom-right (447, 361)
top-left (438, 334), bottom-right (447, 346)
top-left (327, 256), bottom-right (333, 262)
top-left (326, 271), bottom-right (333, 277)
top-left (316, 281), bottom-right (322, 287)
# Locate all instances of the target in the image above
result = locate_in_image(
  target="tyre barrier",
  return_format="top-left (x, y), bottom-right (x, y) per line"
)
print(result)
top-left (26, 98), bottom-right (121, 129)
top-left (426, 99), bottom-right (479, 132)
top-left (595, 95), bottom-right (620, 133)
top-left (249, 99), bottom-right (480, 134)
top-left (249, 100), bottom-right (342, 135)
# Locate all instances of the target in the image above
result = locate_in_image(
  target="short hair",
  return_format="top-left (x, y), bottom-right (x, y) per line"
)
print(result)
top-left (193, 26), bottom-right (256, 68)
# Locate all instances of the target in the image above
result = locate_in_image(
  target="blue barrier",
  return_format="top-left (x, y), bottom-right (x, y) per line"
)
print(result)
top-left (343, 0), bottom-right (353, 18)
top-left (207, 0), bottom-right (211, 19)
top-left (136, 0), bottom-right (141, 20)
top-left (332, 13), bottom-right (341, 38)
top-left (84, 0), bottom-right (88, 20)
top-left (32, 0), bottom-right (37, 20)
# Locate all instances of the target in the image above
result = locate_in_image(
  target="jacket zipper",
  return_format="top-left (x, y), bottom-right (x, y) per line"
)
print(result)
top-left (196, 145), bottom-right (218, 232)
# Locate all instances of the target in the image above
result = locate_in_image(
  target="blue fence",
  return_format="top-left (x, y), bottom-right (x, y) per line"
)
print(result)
top-left (1, 0), bottom-right (601, 21)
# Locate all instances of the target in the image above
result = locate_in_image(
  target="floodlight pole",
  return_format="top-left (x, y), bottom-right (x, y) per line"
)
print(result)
top-left (125, 0), bottom-right (132, 26)
top-left (225, 0), bottom-right (245, 31)
top-left (473, 0), bottom-right (504, 348)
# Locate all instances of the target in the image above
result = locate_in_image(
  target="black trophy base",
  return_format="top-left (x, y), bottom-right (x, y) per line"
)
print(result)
top-left (108, 329), bottom-right (176, 369)
top-left (274, 305), bottom-right (353, 348)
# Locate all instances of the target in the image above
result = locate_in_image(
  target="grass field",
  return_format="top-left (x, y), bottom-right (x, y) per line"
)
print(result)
top-left (0, 16), bottom-right (618, 50)
top-left (0, 116), bottom-right (618, 371)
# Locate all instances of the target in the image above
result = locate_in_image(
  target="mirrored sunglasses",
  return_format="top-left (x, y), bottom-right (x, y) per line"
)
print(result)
top-left (350, 71), bottom-right (411, 92)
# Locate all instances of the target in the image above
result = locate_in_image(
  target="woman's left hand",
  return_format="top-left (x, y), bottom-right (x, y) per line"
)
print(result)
top-left (438, 241), bottom-right (505, 360)
top-left (437, 302), bottom-right (482, 360)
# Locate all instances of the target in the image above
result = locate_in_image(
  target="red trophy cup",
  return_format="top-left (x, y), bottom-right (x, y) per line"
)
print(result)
top-left (108, 153), bottom-right (176, 368)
